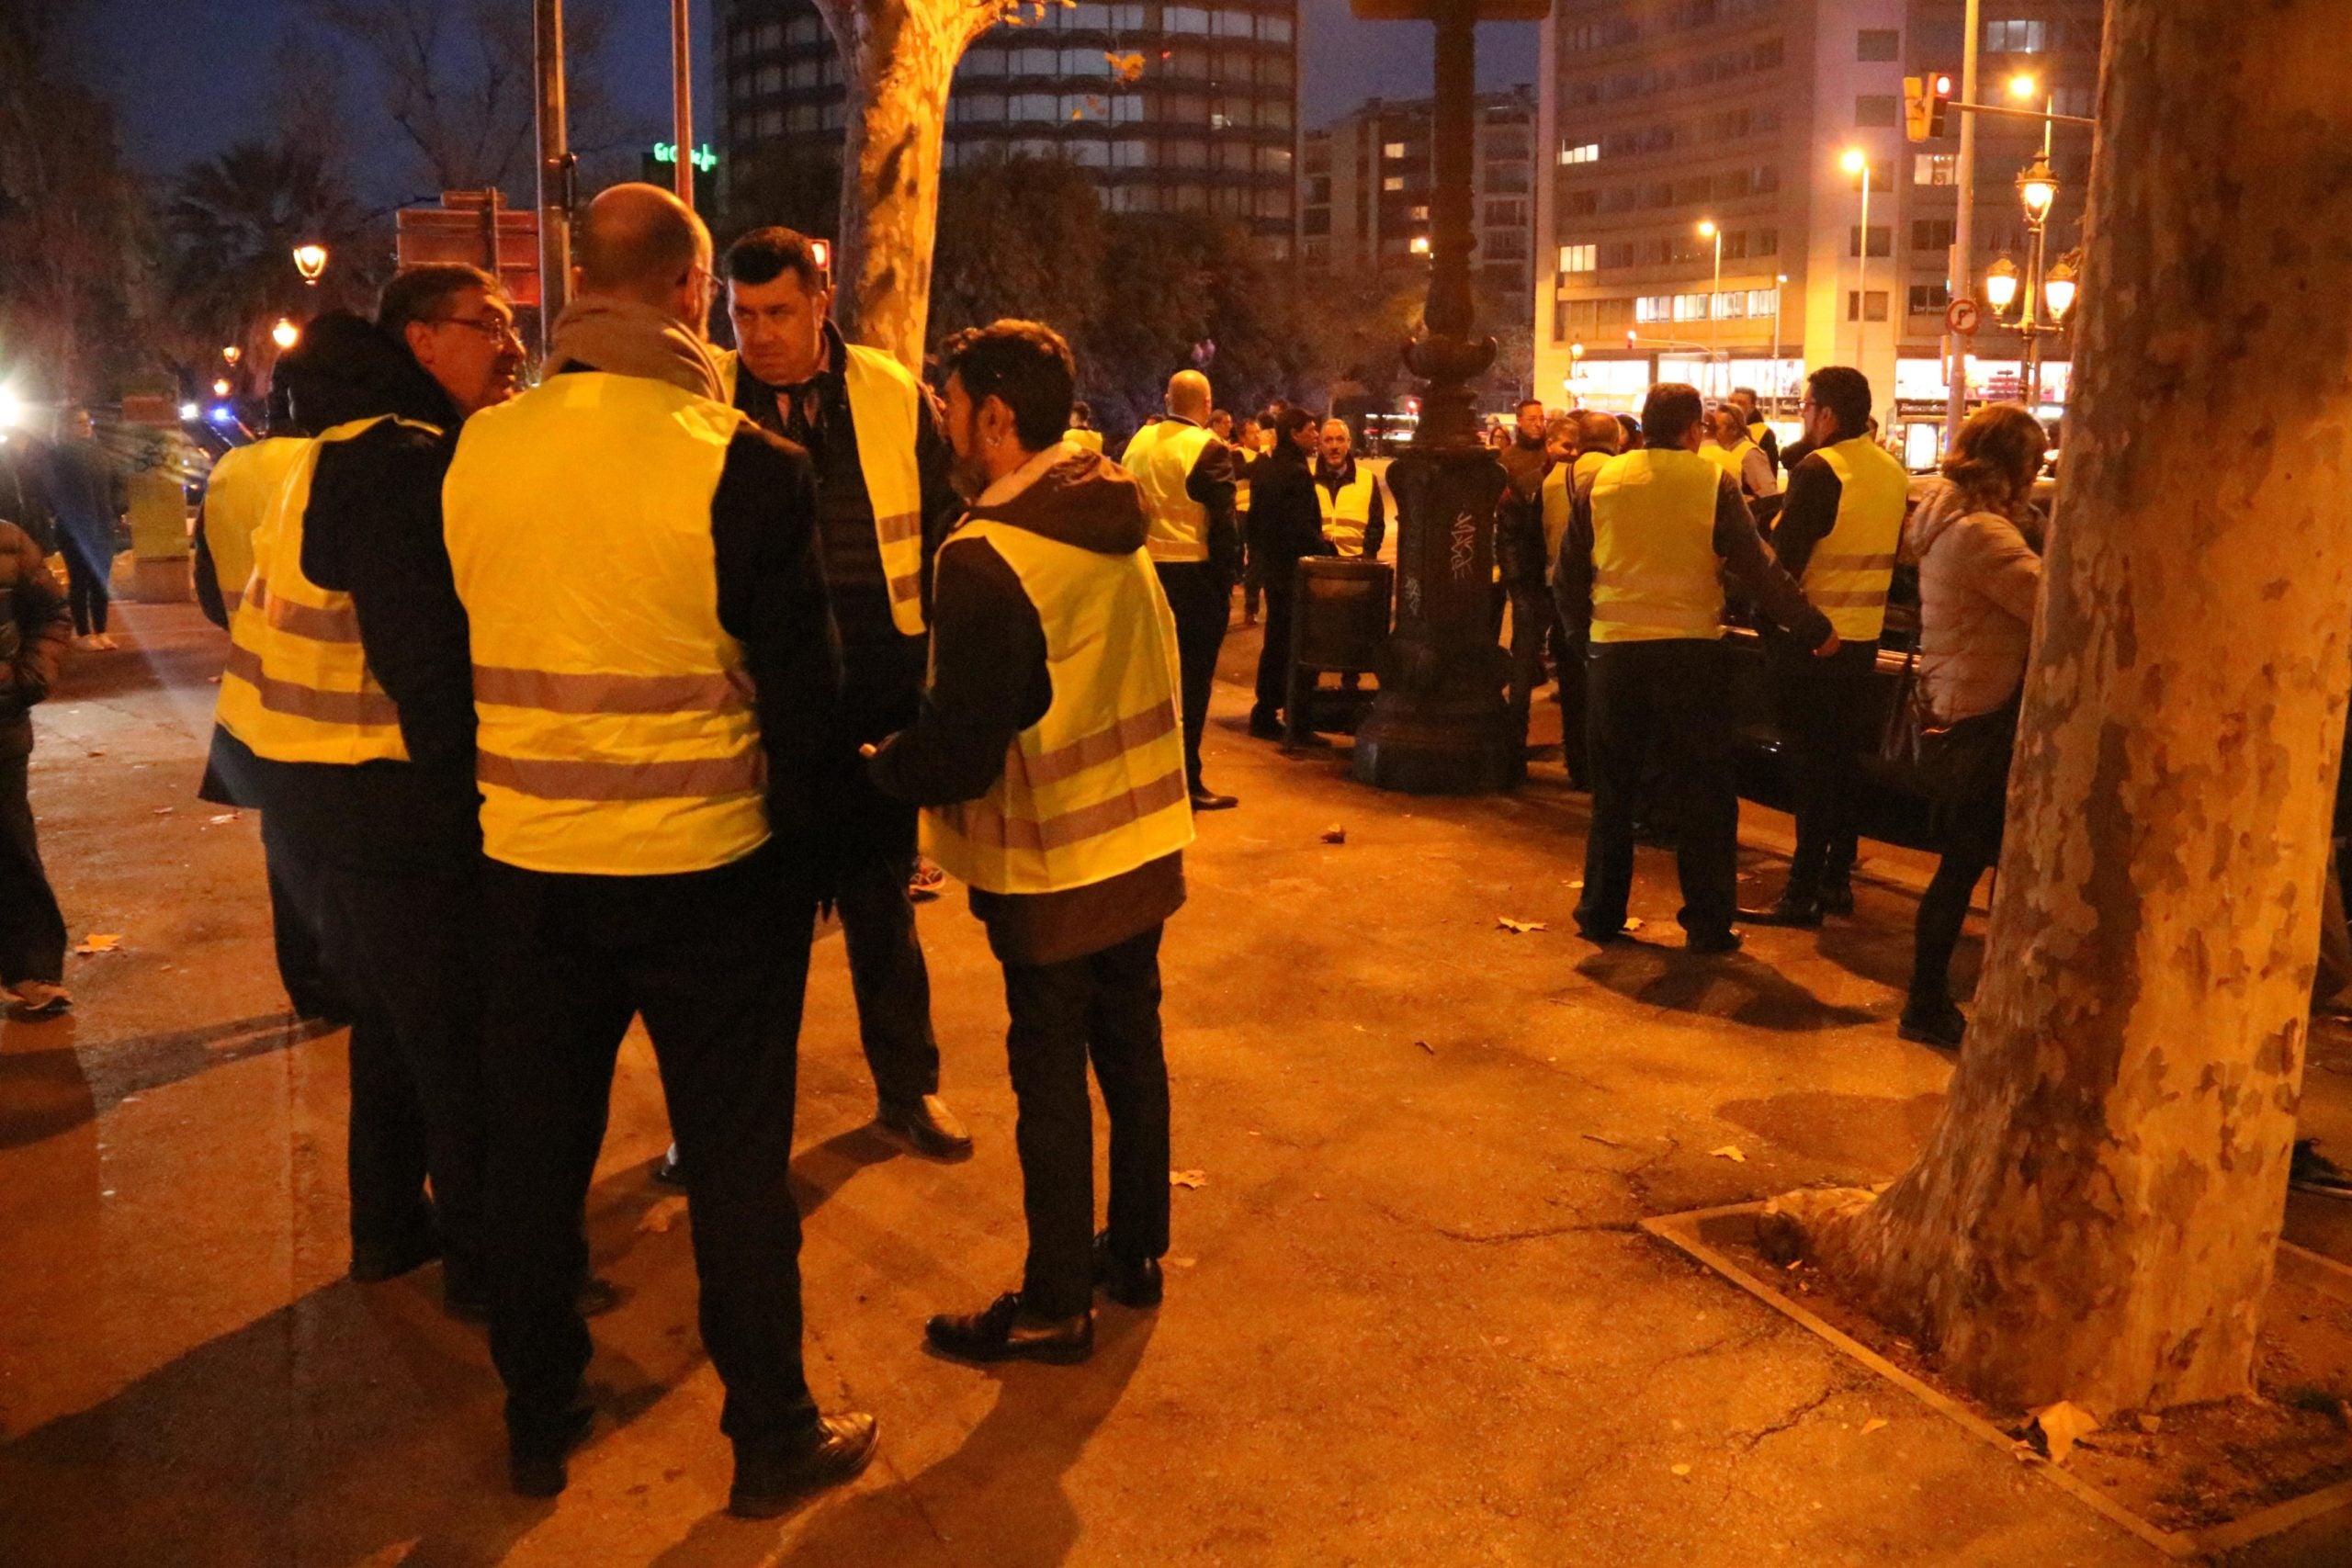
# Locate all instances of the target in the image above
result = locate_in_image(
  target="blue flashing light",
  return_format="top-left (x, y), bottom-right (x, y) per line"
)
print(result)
top-left (208, 405), bottom-right (236, 424)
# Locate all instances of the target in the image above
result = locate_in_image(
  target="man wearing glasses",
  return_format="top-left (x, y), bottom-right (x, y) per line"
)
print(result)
top-left (198, 264), bottom-right (526, 1326)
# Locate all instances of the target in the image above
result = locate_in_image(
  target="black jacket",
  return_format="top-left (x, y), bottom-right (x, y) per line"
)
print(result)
top-left (868, 445), bottom-right (1183, 964)
top-left (1496, 434), bottom-right (1553, 592)
top-left (1246, 442), bottom-right (1332, 595)
top-left (0, 521), bottom-right (71, 761)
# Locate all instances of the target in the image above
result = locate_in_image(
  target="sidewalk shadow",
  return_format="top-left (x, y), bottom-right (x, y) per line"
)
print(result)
top-left (0, 1157), bottom-right (703, 1568)
top-left (1574, 942), bottom-right (1878, 1032)
top-left (790, 1122), bottom-right (902, 1225)
top-left (0, 1012), bottom-right (336, 1151)
top-left (647, 1310), bottom-right (1159, 1568)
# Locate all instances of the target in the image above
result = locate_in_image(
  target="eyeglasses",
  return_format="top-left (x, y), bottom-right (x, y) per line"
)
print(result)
top-left (428, 314), bottom-right (524, 347)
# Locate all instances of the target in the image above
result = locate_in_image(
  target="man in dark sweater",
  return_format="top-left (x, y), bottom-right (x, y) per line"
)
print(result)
top-left (869, 319), bottom-right (1185, 1366)
top-left (717, 227), bottom-right (971, 1161)
top-left (1246, 406), bottom-right (1333, 739)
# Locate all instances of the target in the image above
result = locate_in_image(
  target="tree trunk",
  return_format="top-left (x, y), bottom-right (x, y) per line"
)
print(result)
top-left (819, 0), bottom-right (989, 369)
top-left (1777, 0), bottom-right (2352, 1416)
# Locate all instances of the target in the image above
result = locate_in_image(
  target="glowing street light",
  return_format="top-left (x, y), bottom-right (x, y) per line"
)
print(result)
top-left (1984, 256), bottom-right (2022, 313)
top-left (2007, 73), bottom-right (2039, 101)
top-left (2045, 251), bottom-right (2082, 321)
top-left (1409, 234), bottom-right (1431, 256)
top-left (272, 318), bottom-right (300, 351)
top-left (212, 378), bottom-right (232, 398)
top-left (292, 243), bottom-right (330, 285)
top-left (221, 344), bottom-right (242, 366)
top-left (2018, 152), bottom-right (2059, 225)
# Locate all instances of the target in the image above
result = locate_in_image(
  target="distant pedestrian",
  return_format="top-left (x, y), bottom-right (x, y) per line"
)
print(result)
top-left (1899, 403), bottom-right (2047, 1047)
top-left (34, 408), bottom-right (124, 650)
top-left (1498, 397), bottom-right (1556, 760)
top-left (0, 519), bottom-right (73, 1015)
top-left (1246, 406), bottom-right (1332, 740)
top-left (869, 318), bottom-right (1187, 1365)
top-left (1063, 399), bottom-right (1104, 454)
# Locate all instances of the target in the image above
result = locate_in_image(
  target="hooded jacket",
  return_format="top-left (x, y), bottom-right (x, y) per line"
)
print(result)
top-left (1905, 476), bottom-right (2042, 725)
top-left (868, 442), bottom-right (1185, 964)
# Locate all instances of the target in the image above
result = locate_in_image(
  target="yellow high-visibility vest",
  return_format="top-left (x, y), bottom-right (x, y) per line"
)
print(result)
top-left (1122, 418), bottom-right (1215, 563)
top-left (200, 436), bottom-right (308, 613)
top-left (1540, 461), bottom-right (1574, 571)
top-left (443, 372), bottom-right (766, 877)
top-left (1702, 437), bottom-right (1764, 495)
top-left (718, 344), bottom-right (929, 635)
top-left (214, 417), bottom-right (421, 764)
top-left (922, 519), bottom-right (1195, 895)
top-left (1587, 447), bottom-right (1726, 645)
top-left (1747, 420), bottom-right (1772, 446)
top-left (1316, 466), bottom-right (1377, 555)
top-left (1063, 427), bottom-right (1104, 454)
top-left (1804, 435), bottom-right (1909, 640)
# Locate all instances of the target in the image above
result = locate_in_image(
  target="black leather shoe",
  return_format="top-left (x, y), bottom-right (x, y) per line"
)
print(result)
top-left (350, 1226), bottom-right (440, 1283)
top-left (1736, 896), bottom-right (1823, 929)
top-left (508, 1404), bottom-right (594, 1498)
top-left (878, 1095), bottom-right (975, 1161)
top-left (1189, 787), bottom-right (1240, 810)
top-left (729, 1412), bottom-right (880, 1517)
top-left (1093, 1231), bottom-right (1163, 1309)
top-left (1818, 881), bottom-right (1856, 917)
top-left (1685, 929), bottom-right (1743, 955)
top-left (1248, 710), bottom-right (1283, 740)
top-left (926, 1292), bottom-right (1093, 1364)
top-left (1898, 998), bottom-right (1968, 1048)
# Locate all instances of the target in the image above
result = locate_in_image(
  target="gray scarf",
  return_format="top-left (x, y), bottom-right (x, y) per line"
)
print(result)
top-left (547, 297), bottom-right (724, 401)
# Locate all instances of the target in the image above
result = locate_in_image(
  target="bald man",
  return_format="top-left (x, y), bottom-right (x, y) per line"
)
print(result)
top-left (432, 184), bottom-right (876, 1510)
top-left (1120, 369), bottom-right (1241, 810)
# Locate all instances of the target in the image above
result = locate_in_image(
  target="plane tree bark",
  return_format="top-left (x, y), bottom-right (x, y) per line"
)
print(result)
top-left (1767, 0), bottom-right (2352, 1416)
top-left (811, 0), bottom-right (1046, 367)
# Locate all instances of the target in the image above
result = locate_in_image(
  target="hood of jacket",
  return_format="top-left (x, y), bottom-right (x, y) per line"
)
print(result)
top-left (274, 311), bottom-right (458, 435)
top-left (1905, 475), bottom-right (1978, 561)
top-left (965, 442), bottom-right (1149, 555)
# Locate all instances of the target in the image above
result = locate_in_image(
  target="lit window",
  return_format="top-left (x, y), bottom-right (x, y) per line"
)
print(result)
top-left (1384, 141), bottom-right (1407, 159)
top-left (1558, 141), bottom-right (1599, 165)
top-left (1383, 175), bottom-right (1404, 192)
top-left (1914, 153), bottom-right (1957, 186)
top-left (1558, 243), bottom-right (1596, 274)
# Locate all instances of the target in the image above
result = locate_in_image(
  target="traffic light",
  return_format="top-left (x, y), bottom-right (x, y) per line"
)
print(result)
top-left (1905, 73), bottom-right (1955, 141)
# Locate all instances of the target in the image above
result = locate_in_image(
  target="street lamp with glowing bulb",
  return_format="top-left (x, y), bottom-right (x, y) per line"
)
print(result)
top-left (221, 344), bottom-right (241, 366)
top-left (292, 243), bottom-right (330, 285)
top-left (2007, 73), bottom-right (2039, 101)
top-left (212, 378), bottom-right (232, 398)
top-left (1409, 234), bottom-right (1430, 256)
top-left (271, 318), bottom-right (300, 351)
top-left (1984, 256), bottom-right (2022, 313)
top-left (2018, 153), bottom-right (2059, 225)
top-left (2045, 251), bottom-right (2081, 321)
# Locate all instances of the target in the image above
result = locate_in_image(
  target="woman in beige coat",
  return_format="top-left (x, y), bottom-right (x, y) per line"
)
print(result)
top-left (1900, 404), bottom-right (2048, 1047)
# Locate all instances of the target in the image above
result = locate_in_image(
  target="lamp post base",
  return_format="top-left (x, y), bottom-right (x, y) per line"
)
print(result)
top-left (1350, 442), bottom-right (1515, 796)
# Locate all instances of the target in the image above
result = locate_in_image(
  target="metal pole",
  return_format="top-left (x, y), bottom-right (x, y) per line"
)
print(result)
top-left (672, 0), bottom-right (695, 207)
top-left (1709, 229), bottom-right (1722, 398)
top-left (2023, 219), bottom-right (2046, 408)
top-left (533, 0), bottom-right (572, 344)
top-left (1945, 0), bottom-right (1981, 446)
top-left (1856, 166), bottom-right (1871, 369)
top-left (1770, 274), bottom-right (1782, 406)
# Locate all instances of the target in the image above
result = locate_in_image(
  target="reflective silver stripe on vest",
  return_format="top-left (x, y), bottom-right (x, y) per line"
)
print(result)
top-left (222, 642), bottom-right (401, 727)
top-left (250, 581), bottom-right (363, 644)
top-left (946, 764), bottom-right (1189, 853)
top-left (472, 664), bottom-right (754, 715)
top-left (476, 748), bottom-right (765, 801)
top-left (1019, 701), bottom-right (1182, 789)
top-left (1595, 602), bottom-right (1725, 630)
top-left (1807, 589), bottom-right (1895, 607)
top-left (1593, 566), bottom-right (1722, 594)
top-left (876, 508), bottom-right (925, 610)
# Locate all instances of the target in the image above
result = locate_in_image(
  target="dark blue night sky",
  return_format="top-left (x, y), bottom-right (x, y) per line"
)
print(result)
top-left (72, 0), bottom-right (1535, 187)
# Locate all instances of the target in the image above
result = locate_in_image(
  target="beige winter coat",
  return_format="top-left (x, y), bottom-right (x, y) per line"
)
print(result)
top-left (1905, 478), bottom-right (2043, 725)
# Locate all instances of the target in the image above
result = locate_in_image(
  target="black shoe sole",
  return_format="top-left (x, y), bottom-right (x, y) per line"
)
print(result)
top-left (876, 1118), bottom-right (975, 1163)
top-left (508, 1406), bottom-right (594, 1497)
top-left (924, 1327), bottom-right (1094, 1365)
top-left (729, 1427), bottom-right (880, 1517)
top-left (1100, 1280), bottom-right (1163, 1310)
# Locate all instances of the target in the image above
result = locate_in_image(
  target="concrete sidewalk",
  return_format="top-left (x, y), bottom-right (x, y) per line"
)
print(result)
top-left (1, 601), bottom-right (2346, 1567)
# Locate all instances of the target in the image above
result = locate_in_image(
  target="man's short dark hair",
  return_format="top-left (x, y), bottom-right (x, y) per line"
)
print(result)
top-left (723, 225), bottom-right (827, 291)
top-left (1071, 399), bottom-right (1093, 427)
top-left (1807, 367), bottom-right (1872, 437)
top-left (1517, 397), bottom-right (1546, 417)
top-left (1640, 383), bottom-right (1706, 446)
top-left (1730, 386), bottom-right (1758, 404)
top-left (1272, 405), bottom-right (1317, 446)
top-left (378, 264), bottom-right (503, 341)
top-left (940, 318), bottom-right (1076, 451)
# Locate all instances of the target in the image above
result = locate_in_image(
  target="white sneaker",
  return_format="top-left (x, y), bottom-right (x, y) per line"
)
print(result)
top-left (10, 980), bottom-right (72, 1017)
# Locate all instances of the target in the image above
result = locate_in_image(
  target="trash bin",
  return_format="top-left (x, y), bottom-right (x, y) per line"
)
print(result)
top-left (1286, 557), bottom-right (1393, 748)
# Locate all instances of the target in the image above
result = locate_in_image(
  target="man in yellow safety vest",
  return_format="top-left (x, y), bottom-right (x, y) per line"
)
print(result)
top-left (1121, 369), bottom-right (1240, 810)
top-left (1556, 382), bottom-right (1838, 952)
top-left (1739, 367), bottom-right (1911, 928)
top-left (869, 318), bottom-right (1189, 1364)
top-left (1311, 417), bottom-right (1386, 558)
top-left (712, 225), bottom-right (972, 1164)
top-left (437, 185), bottom-right (874, 1510)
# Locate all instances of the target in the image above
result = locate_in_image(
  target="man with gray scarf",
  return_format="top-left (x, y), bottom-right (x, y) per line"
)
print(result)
top-left (434, 185), bottom-right (873, 1512)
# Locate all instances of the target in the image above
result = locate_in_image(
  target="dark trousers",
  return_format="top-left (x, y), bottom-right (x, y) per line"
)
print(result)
top-left (1770, 637), bottom-right (1880, 897)
top-left (835, 835), bottom-right (941, 1107)
top-left (57, 525), bottom-right (110, 637)
top-left (1555, 624), bottom-right (1590, 787)
top-left (1911, 716), bottom-right (2017, 1008)
top-left (1155, 562), bottom-right (1229, 792)
top-left (1504, 582), bottom-right (1552, 755)
top-left (1578, 640), bottom-right (1739, 941)
top-left (0, 753), bottom-right (66, 987)
top-left (1001, 923), bottom-right (1171, 1318)
top-left (1252, 583), bottom-right (1295, 721)
top-left (479, 845), bottom-right (820, 1451)
top-left (263, 819), bottom-right (472, 1260)
top-left (267, 847), bottom-right (348, 1020)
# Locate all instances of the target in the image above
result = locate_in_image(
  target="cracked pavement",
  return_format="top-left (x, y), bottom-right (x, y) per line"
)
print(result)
top-left (2, 603), bottom-right (2348, 1565)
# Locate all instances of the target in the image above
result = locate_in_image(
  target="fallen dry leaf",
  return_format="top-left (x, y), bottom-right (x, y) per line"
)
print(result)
top-left (1497, 916), bottom-right (1549, 934)
top-left (1860, 1417), bottom-right (1889, 1436)
top-left (152, 807), bottom-right (174, 816)
top-left (636, 1196), bottom-right (688, 1235)
top-left (2134, 1412), bottom-right (2163, 1435)
top-left (1567, 879), bottom-right (1585, 889)
top-left (1668, 1463), bottom-right (1691, 1477)
top-left (74, 933), bottom-right (123, 954)
top-left (1166, 1256), bottom-right (1197, 1269)
top-left (1320, 825), bottom-right (1347, 844)
top-left (1623, 916), bottom-right (1646, 931)
top-left (2030, 1400), bottom-right (2101, 1466)
top-left (209, 812), bottom-right (239, 825)
top-left (1414, 1039), bottom-right (1436, 1055)
top-left (1709, 1144), bottom-right (1747, 1163)
top-left (1170, 1169), bottom-right (1207, 1189)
